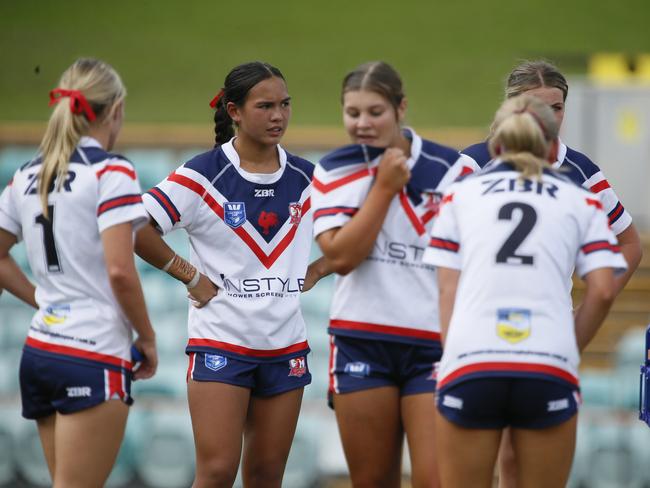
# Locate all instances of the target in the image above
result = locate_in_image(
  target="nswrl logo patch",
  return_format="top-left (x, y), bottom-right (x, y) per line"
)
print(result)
top-left (224, 202), bottom-right (246, 228)
top-left (204, 354), bottom-right (228, 372)
top-left (496, 308), bottom-right (531, 344)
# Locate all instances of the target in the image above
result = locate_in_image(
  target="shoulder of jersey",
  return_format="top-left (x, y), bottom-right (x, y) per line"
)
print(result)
top-left (420, 138), bottom-right (464, 166)
top-left (562, 146), bottom-right (601, 182)
top-left (19, 147), bottom-right (134, 172)
top-left (319, 144), bottom-right (384, 173)
top-left (284, 150), bottom-right (315, 180)
top-left (460, 141), bottom-right (491, 168)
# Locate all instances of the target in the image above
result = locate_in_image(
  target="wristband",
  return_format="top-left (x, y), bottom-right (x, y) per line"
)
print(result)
top-left (162, 254), bottom-right (176, 272)
top-left (185, 270), bottom-right (200, 289)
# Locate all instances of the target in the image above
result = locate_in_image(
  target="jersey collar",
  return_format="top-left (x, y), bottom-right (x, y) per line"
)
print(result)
top-left (403, 127), bottom-right (422, 169)
top-left (552, 139), bottom-right (568, 169)
top-left (79, 136), bottom-right (103, 148)
top-left (221, 137), bottom-right (287, 184)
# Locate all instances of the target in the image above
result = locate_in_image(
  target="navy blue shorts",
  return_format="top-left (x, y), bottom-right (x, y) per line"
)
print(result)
top-left (329, 335), bottom-right (441, 397)
top-left (436, 377), bottom-right (580, 429)
top-left (187, 352), bottom-right (311, 397)
top-left (20, 348), bottom-right (133, 420)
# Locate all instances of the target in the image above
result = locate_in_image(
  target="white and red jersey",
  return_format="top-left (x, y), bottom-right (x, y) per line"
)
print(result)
top-left (423, 161), bottom-right (627, 389)
top-left (142, 139), bottom-right (314, 361)
top-left (462, 140), bottom-right (632, 235)
top-left (0, 137), bottom-right (148, 371)
top-left (312, 128), bottom-right (479, 346)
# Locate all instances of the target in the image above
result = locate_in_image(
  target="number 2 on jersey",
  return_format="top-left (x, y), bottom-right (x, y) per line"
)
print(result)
top-left (34, 205), bottom-right (62, 273)
top-left (496, 202), bottom-right (537, 265)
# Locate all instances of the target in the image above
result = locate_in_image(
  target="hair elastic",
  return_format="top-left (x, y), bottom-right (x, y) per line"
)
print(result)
top-left (209, 89), bottom-right (225, 108)
top-left (49, 88), bottom-right (97, 122)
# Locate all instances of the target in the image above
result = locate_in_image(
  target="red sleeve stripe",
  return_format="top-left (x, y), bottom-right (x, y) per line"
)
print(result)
top-left (312, 167), bottom-right (376, 194)
top-left (96, 165), bottom-right (136, 180)
top-left (581, 240), bottom-right (621, 255)
top-left (585, 198), bottom-right (603, 210)
top-left (97, 194), bottom-right (143, 216)
top-left (429, 237), bottom-right (460, 252)
top-left (147, 187), bottom-right (181, 224)
top-left (607, 202), bottom-right (624, 225)
top-left (590, 180), bottom-right (611, 193)
top-left (313, 206), bottom-right (358, 220)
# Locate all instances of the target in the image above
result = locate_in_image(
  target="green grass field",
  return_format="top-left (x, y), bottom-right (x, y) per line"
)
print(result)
top-left (1, 0), bottom-right (650, 128)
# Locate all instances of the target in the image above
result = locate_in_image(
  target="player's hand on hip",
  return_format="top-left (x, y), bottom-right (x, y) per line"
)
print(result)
top-left (132, 336), bottom-right (158, 380)
top-left (187, 273), bottom-right (218, 308)
top-left (375, 147), bottom-right (410, 194)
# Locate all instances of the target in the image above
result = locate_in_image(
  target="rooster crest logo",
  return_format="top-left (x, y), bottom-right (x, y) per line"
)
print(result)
top-left (258, 211), bottom-right (279, 235)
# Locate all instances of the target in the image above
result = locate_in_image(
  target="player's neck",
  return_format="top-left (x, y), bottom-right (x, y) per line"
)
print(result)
top-left (86, 126), bottom-right (111, 150)
top-left (233, 135), bottom-right (280, 174)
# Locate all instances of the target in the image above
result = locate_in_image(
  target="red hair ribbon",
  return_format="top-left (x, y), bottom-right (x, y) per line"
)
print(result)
top-left (209, 89), bottom-right (225, 108)
top-left (49, 88), bottom-right (97, 122)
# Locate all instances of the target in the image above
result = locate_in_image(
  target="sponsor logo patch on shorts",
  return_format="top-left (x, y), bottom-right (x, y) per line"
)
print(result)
top-left (288, 357), bottom-right (307, 377)
top-left (344, 361), bottom-right (371, 378)
top-left (204, 354), bottom-right (228, 372)
top-left (547, 398), bottom-right (570, 412)
top-left (66, 386), bottom-right (91, 397)
top-left (442, 394), bottom-right (463, 410)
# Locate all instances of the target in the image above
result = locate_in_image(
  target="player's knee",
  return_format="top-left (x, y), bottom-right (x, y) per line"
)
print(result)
top-left (195, 459), bottom-right (239, 488)
top-left (243, 462), bottom-right (286, 488)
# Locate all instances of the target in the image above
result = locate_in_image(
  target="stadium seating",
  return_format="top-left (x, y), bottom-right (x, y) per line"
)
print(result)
top-left (588, 53), bottom-right (631, 83)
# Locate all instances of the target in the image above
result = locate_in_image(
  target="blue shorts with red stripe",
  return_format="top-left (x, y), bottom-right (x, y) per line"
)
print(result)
top-left (436, 377), bottom-right (580, 429)
top-left (20, 347), bottom-right (133, 420)
top-left (187, 352), bottom-right (311, 397)
top-left (328, 335), bottom-right (441, 399)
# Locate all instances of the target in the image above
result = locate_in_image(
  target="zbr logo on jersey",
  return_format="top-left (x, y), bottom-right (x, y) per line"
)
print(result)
top-left (224, 202), bottom-right (246, 228)
top-left (204, 354), bottom-right (228, 372)
top-left (496, 308), bottom-right (531, 344)
top-left (288, 357), bottom-right (307, 377)
top-left (288, 202), bottom-right (302, 225)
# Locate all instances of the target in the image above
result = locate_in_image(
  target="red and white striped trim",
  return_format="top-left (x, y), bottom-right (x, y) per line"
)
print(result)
top-left (26, 337), bottom-right (132, 370)
top-left (104, 369), bottom-right (127, 401)
top-left (96, 164), bottom-right (136, 181)
top-left (168, 172), bottom-right (309, 269)
top-left (328, 335), bottom-right (339, 395)
top-left (312, 167), bottom-right (376, 194)
top-left (437, 361), bottom-right (579, 389)
top-left (329, 319), bottom-right (441, 341)
top-left (187, 338), bottom-right (309, 358)
top-left (186, 352), bottom-right (197, 382)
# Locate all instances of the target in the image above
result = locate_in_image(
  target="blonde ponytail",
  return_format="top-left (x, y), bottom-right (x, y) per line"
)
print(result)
top-left (37, 58), bottom-right (126, 218)
top-left (488, 95), bottom-right (559, 180)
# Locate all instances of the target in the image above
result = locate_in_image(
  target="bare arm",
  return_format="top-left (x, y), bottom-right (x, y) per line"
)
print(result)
top-left (101, 222), bottom-right (157, 379)
top-left (614, 223), bottom-right (642, 295)
top-left (134, 221), bottom-right (217, 306)
top-left (437, 267), bottom-right (460, 346)
top-left (574, 267), bottom-right (617, 352)
top-left (316, 148), bottom-right (410, 275)
top-left (302, 256), bottom-right (332, 292)
top-left (0, 229), bottom-right (37, 308)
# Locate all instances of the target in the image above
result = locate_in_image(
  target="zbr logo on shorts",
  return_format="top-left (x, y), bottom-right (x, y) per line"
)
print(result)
top-left (288, 357), bottom-right (307, 377)
top-left (204, 354), bottom-right (228, 372)
top-left (344, 361), bottom-right (370, 378)
top-left (288, 202), bottom-right (302, 225)
top-left (496, 308), bottom-right (531, 344)
top-left (224, 202), bottom-right (246, 228)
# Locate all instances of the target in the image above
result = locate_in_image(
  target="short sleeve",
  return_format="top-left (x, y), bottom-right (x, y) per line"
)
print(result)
top-left (311, 163), bottom-right (371, 238)
top-left (0, 178), bottom-right (22, 240)
top-left (575, 198), bottom-right (628, 278)
top-left (96, 157), bottom-right (148, 233)
top-left (141, 166), bottom-right (205, 235)
top-left (584, 169), bottom-right (632, 236)
top-left (422, 187), bottom-right (461, 269)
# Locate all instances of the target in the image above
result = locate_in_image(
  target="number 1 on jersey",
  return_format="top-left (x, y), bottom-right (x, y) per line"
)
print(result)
top-left (35, 205), bottom-right (62, 273)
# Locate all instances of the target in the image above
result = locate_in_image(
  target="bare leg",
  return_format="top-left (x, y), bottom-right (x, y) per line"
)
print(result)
top-left (511, 415), bottom-right (577, 488)
top-left (53, 400), bottom-right (128, 488)
top-left (188, 380), bottom-right (250, 488)
top-left (434, 408), bottom-right (502, 488)
top-left (241, 388), bottom-right (304, 488)
top-left (497, 427), bottom-right (518, 488)
top-left (402, 393), bottom-right (440, 488)
top-left (334, 387), bottom-right (403, 488)
top-left (36, 414), bottom-right (56, 478)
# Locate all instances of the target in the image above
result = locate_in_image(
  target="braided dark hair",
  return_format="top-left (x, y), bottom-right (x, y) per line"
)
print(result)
top-left (212, 61), bottom-right (285, 146)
